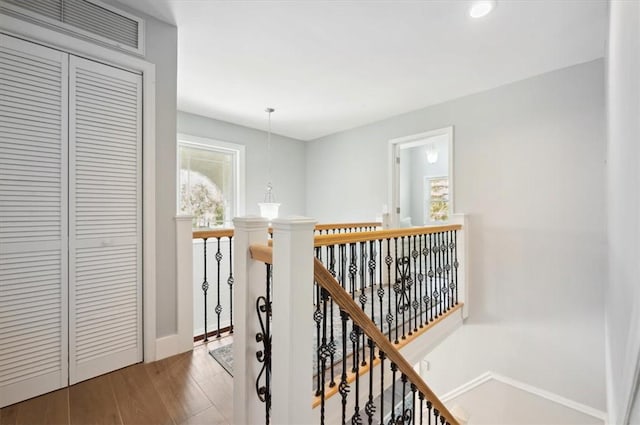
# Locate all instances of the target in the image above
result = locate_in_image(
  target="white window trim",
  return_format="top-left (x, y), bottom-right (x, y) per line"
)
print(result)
top-left (177, 133), bottom-right (246, 227)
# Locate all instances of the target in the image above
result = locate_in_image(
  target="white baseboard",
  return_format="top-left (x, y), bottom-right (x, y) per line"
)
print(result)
top-left (441, 371), bottom-right (607, 423)
top-left (155, 334), bottom-right (193, 361)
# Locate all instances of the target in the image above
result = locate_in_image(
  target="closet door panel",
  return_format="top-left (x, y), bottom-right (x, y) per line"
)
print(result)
top-left (0, 34), bottom-right (68, 408)
top-left (68, 56), bottom-right (142, 384)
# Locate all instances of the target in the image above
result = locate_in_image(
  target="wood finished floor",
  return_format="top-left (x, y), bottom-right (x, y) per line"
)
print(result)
top-left (0, 339), bottom-right (233, 425)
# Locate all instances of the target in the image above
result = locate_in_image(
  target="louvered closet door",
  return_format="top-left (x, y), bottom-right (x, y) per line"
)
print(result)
top-left (68, 56), bottom-right (142, 384)
top-left (0, 34), bottom-right (69, 407)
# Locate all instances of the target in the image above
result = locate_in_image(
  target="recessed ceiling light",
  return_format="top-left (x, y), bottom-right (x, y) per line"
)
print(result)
top-left (469, 0), bottom-right (496, 18)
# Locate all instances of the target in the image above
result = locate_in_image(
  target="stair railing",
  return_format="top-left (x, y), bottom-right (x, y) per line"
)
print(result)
top-left (191, 221), bottom-right (381, 342)
top-left (313, 257), bottom-right (460, 425)
top-left (231, 216), bottom-right (466, 425)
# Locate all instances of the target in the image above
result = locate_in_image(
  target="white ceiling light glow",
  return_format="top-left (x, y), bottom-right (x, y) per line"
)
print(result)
top-left (469, 0), bottom-right (496, 18)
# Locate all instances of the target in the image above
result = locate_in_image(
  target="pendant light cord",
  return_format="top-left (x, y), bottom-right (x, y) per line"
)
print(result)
top-left (265, 107), bottom-right (275, 202)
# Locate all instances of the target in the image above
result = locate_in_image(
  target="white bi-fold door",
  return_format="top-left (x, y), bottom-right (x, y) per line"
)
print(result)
top-left (0, 34), bottom-right (142, 406)
top-left (0, 33), bottom-right (69, 408)
top-left (68, 55), bottom-right (142, 384)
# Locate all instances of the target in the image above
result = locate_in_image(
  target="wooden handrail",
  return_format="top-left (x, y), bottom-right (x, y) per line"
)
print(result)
top-left (314, 224), bottom-right (461, 247)
top-left (192, 228), bottom-right (235, 239)
top-left (314, 221), bottom-right (382, 231)
top-left (191, 222), bottom-right (384, 240)
top-left (249, 244), bottom-right (273, 264)
top-left (313, 258), bottom-right (460, 425)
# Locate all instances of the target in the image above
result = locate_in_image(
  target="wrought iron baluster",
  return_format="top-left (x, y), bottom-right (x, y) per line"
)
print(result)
top-left (379, 351), bottom-right (386, 425)
top-left (202, 238), bottom-right (209, 342)
top-left (255, 264), bottom-right (272, 423)
top-left (427, 401), bottom-right (432, 425)
top-left (411, 384), bottom-right (417, 425)
top-left (418, 234), bottom-right (424, 328)
top-left (360, 241), bottom-right (367, 293)
top-left (444, 231), bottom-right (452, 312)
top-left (419, 392), bottom-right (424, 425)
top-left (349, 243), bottom-right (358, 300)
top-left (454, 230), bottom-right (459, 305)
top-left (365, 338), bottom-right (375, 425)
top-left (390, 362), bottom-right (398, 423)
top-left (440, 232), bottom-right (447, 315)
top-left (351, 324), bottom-right (362, 424)
top-left (369, 240), bottom-right (377, 332)
top-left (385, 238), bottom-right (393, 341)
top-left (433, 233), bottom-right (441, 319)
top-left (328, 245), bottom-right (337, 388)
top-left (339, 310), bottom-right (350, 425)
top-left (434, 409), bottom-right (440, 425)
top-left (401, 236), bottom-right (407, 339)
top-left (340, 244), bottom-right (347, 290)
top-left (228, 236), bottom-right (234, 334)
top-left (378, 239), bottom-right (385, 334)
top-left (314, 280), bottom-right (323, 396)
top-left (359, 241), bottom-right (367, 366)
top-left (424, 234), bottom-right (433, 324)
top-left (215, 237), bottom-right (222, 337)
top-left (319, 288), bottom-right (330, 423)
top-left (393, 238), bottom-right (400, 344)
top-left (412, 235), bottom-right (419, 333)
top-left (401, 373), bottom-right (408, 424)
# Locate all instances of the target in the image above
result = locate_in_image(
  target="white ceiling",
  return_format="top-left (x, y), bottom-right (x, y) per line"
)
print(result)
top-left (123, 0), bottom-right (608, 141)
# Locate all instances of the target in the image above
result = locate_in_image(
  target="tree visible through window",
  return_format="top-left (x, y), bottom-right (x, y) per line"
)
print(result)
top-left (178, 142), bottom-right (237, 228)
top-left (427, 177), bottom-right (449, 222)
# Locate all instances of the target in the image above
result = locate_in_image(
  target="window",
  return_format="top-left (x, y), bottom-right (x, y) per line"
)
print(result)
top-left (426, 177), bottom-right (449, 222)
top-left (177, 134), bottom-right (245, 228)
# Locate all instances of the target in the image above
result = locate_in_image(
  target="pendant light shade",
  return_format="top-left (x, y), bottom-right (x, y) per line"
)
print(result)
top-left (258, 108), bottom-right (280, 220)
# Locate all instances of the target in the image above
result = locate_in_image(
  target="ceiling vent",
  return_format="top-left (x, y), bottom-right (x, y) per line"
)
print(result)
top-left (0, 0), bottom-right (145, 55)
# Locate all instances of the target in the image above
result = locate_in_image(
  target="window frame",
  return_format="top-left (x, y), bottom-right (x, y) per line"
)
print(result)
top-left (424, 175), bottom-right (450, 224)
top-left (176, 133), bottom-right (245, 228)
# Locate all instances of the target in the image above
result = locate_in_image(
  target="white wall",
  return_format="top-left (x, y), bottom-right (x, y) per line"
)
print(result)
top-left (306, 60), bottom-right (606, 410)
top-left (445, 378), bottom-right (604, 425)
top-left (606, 1), bottom-right (640, 423)
top-left (177, 111), bottom-right (306, 217)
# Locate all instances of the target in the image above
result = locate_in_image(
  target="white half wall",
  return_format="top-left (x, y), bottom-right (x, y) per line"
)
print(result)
top-left (306, 60), bottom-right (606, 410)
top-left (177, 111), bottom-right (306, 217)
top-left (606, 1), bottom-right (640, 423)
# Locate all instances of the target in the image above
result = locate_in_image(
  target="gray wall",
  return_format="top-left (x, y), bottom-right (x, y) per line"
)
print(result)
top-left (103, 0), bottom-right (180, 338)
top-left (606, 1), bottom-right (640, 423)
top-left (177, 111), bottom-right (306, 218)
top-left (306, 60), bottom-right (606, 409)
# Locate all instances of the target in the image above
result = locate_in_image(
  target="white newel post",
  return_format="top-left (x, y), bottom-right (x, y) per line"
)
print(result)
top-left (450, 214), bottom-right (469, 319)
top-left (271, 216), bottom-right (317, 425)
top-left (175, 215), bottom-right (195, 354)
top-left (233, 216), bottom-right (269, 425)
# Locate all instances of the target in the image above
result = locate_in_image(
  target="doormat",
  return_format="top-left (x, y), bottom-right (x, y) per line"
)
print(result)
top-left (209, 344), bottom-right (234, 377)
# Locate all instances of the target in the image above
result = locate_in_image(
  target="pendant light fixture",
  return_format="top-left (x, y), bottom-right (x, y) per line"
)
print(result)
top-left (258, 107), bottom-right (280, 221)
top-left (426, 143), bottom-right (439, 164)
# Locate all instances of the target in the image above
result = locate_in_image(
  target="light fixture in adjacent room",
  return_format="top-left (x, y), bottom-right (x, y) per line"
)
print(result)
top-left (469, 0), bottom-right (496, 18)
top-left (426, 144), bottom-right (438, 164)
top-left (258, 107), bottom-right (280, 221)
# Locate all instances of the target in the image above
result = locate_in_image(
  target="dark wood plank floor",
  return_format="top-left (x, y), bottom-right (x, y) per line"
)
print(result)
top-left (0, 340), bottom-right (233, 425)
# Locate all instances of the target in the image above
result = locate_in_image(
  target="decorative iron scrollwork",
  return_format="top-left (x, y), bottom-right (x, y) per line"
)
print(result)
top-left (255, 293), bottom-right (271, 419)
top-left (395, 256), bottom-right (412, 314)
